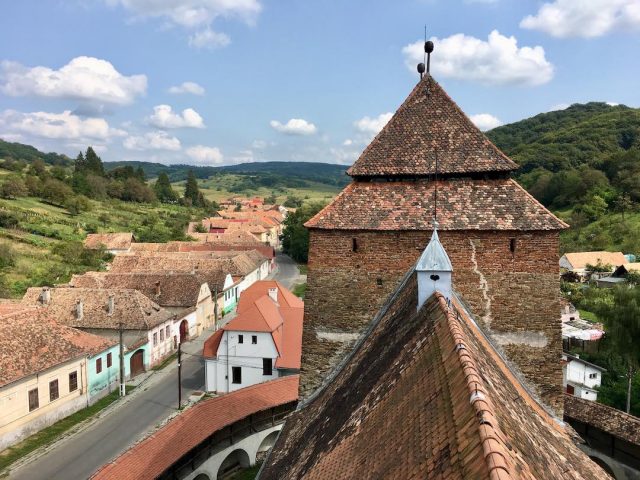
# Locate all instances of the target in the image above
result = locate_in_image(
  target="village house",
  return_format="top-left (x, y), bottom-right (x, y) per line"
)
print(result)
top-left (84, 233), bottom-right (135, 255)
top-left (203, 281), bottom-right (303, 393)
top-left (563, 352), bottom-right (606, 402)
top-left (23, 287), bottom-right (176, 374)
top-left (561, 305), bottom-right (604, 352)
top-left (0, 306), bottom-right (115, 450)
top-left (69, 271), bottom-right (216, 340)
top-left (259, 228), bottom-right (609, 479)
top-left (596, 262), bottom-right (640, 288)
top-left (559, 251), bottom-right (627, 279)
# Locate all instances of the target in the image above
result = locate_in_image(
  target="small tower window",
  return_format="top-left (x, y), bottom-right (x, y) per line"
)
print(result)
top-left (376, 278), bottom-right (383, 286)
top-left (509, 238), bottom-right (516, 254)
top-left (352, 238), bottom-right (358, 252)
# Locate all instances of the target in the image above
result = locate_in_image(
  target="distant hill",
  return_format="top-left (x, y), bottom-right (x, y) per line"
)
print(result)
top-left (486, 102), bottom-right (640, 174)
top-left (0, 139), bottom-right (72, 166)
top-left (104, 161), bottom-right (350, 188)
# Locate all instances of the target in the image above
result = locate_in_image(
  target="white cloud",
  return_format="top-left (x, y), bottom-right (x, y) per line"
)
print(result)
top-left (520, 0), bottom-right (640, 38)
top-left (188, 28), bottom-right (231, 49)
top-left (0, 109), bottom-right (125, 141)
top-left (252, 139), bottom-right (269, 149)
top-left (168, 81), bottom-right (205, 95)
top-left (147, 104), bottom-right (205, 129)
top-left (230, 149), bottom-right (254, 163)
top-left (330, 147), bottom-right (359, 165)
top-left (186, 145), bottom-right (224, 164)
top-left (270, 118), bottom-right (317, 136)
top-left (0, 56), bottom-right (147, 105)
top-left (402, 30), bottom-right (554, 86)
top-left (123, 131), bottom-right (181, 151)
top-left (470, 113), bottom-right (502, 131)
top-left (343, 139), bottom-right (353, 146)
top-left (107, 0), bottom-right (261, 48)
top-left (549, 103), bottom-right (571, 111)
top-left (606, 101), bottom-right (620, 107)
top-left (354, 113), bottom-right (393, 135)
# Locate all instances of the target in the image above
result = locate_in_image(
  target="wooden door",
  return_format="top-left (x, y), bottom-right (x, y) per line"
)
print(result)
top-left (130, 349), bottom-right (145, 377)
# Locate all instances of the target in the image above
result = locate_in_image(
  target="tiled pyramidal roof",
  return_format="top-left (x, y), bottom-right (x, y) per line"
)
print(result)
top-left (347, 75), bottom-right (517, 177)
top-left (259, 275), bottom-right (608, 479)
top-left (306, 74), bottom-right (565, 231)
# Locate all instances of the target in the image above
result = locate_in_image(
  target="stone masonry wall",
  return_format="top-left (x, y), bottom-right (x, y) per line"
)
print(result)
top-left (302, 229), bottom-right (563, 414)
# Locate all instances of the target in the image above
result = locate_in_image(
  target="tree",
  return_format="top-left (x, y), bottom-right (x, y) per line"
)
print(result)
top-left (41, 178), bottom-right (73, 206)
top-left (281, 202), bottom-right (326, 263)
top-left (593, 286), bottom-right (640, 413)
top-left (136, 166), bottom-right (146, 182)
top-left (153, 172), bottom-right (178, 203)
top-left (98, 213), bottom-right (109, 228)
top-left (283, 195), bottom-right (303, 208)
top-left (65, 195), bottom-right (92, 215)
top-left (183, 170), bottom-right (203, 207)
top-left (0, 177), bottom-right (28, 199)
top-left (74, 151), bottom-right (86, 173)
top-left (84, 147), bottom-right (104, 176)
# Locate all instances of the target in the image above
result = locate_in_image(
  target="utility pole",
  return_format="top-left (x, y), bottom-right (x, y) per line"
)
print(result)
top-left (177, 341), bottom-right (182, 409)
top-left (213, 286), bottom-right (219, 330)
top-left (119, 322), bottom-right (126, 397)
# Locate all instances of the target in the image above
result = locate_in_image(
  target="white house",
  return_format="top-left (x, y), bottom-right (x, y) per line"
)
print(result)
top-left (562, 352), bottom-right (606, 401)
top-left (559, 251), bottom-right (627, 278)
top-left (203, 284), bottom-right (303, 393)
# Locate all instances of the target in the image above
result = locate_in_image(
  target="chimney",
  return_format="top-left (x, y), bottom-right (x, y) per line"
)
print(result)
top-left (41, 286), bottom-right (51, 305)
top-left (107, 295), bottom-right (115, 315)
top-left (416, 227), bottom-right (453, 310)
top-left (268, 287), bottom-right (278, 303)
top-left (76, 299), bottom-right (84, 320)
top-left (155, 281), bottom-right (161, 297)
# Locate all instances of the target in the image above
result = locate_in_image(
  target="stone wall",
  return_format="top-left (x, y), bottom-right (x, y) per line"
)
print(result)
top-left (302, 228), bottom-right (563, 413)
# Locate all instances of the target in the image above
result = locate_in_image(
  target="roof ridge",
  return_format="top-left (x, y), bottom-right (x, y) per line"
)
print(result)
top-left (436, 293), bottom-right (516, 480)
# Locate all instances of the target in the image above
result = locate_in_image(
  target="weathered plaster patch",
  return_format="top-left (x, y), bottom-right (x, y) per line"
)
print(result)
top-left (316, 331), bottom-right (361, 343)
top-left (469, 239), bottom-right (493, 327)
top-left (491, 331), bottom-right (548, 348)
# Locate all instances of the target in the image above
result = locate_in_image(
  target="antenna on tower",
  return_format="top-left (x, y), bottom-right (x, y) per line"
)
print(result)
top-left (417, 25), bottom-right (427, 79)
top-left (434, 149), bottom-right (439, 225)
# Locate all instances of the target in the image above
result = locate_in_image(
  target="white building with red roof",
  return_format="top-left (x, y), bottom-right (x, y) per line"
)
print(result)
top-left (203, 281), bottom-right (303, 393)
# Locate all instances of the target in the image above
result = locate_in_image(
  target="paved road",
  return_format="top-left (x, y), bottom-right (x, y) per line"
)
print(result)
top-left (9, 253), bottom-right (302, 480)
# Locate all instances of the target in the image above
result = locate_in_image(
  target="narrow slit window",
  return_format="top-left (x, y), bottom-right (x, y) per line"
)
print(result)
top-left (352, 238), bottom-right (358, 252)
top-left (509, 238), bottom-right (516, 254)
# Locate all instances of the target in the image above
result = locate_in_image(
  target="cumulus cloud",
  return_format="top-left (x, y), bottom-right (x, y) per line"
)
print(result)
top-left (0, 109), bottom-right (125, 141)
top-left (402, 30), bottom-right (554, 86)
top-left (186, 145), bottom-right (224, 164)
top-left (168, 81), bottom-right (205, 95)
top-left (469, 113), bottom-right (502, 131)
top-left (270, 118), bottom-right (317, 136)
top-left (0, 56), bottom-right (147, 105)
top-left (520, 0), bottom-right (640, 38)
top-left (123, 131), bottom-right (181, 151)
top-left (147, 105), bottom-right (205, 129)
top-left (354, 113), bottom-right (393, 135)
top-left (107, 0), bottom-right (261, 48)
top-left (330, 147), bottom-right (360, 165)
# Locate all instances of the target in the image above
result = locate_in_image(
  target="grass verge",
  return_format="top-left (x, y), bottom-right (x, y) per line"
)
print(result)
top-left (578, 309), bottom-right (600, 324)
top-left (292, 283), bottom-right (306, 298)
top-left (152, 352), bottom-right (177, 371)
top-left (0, 385), bottom-right (135, 473)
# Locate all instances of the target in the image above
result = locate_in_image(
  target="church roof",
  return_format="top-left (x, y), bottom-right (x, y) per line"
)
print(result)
top-left (258, 275), bottom-right (607, 479)
top-left (416, 229), bottom-right (453, 271)
top-left (347, 76), bottom-right (517, 178)
top-left (305, 179), bottom-right (567, 231)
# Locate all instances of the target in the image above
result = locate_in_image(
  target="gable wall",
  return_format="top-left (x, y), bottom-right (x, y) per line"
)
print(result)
top-left (302, 228), bottom-right (563, 413)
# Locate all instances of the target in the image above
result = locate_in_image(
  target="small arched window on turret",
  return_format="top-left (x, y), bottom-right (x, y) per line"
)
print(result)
top-left (352, 238), bottom-right (358, 252)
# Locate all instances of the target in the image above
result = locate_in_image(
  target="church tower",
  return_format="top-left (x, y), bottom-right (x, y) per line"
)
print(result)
top-left (301, 63), bottom-right (567, 413)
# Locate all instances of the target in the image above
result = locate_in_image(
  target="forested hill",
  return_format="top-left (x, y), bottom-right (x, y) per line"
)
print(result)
top-left (0, 139), bottom-right (72, 166)
top-left (104, 161), bottom-right (350, 187)
top-left (486, 102), bottom-right (640, 173)
top-left (486, 102), bottom-right (640, 210)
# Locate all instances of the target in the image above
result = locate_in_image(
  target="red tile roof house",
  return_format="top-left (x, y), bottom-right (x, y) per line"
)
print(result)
top-left (69, 270), bottom-right (218, 342)
top-left (203, 281), bottom-right (303, 394)
top-left (91, 376), bottom-right (299, 480)
top-left (84, 232), bottom-right (135, 255)
top-left (22, 287), bottom-right (176, 376)
top-left (0, 306), bottom-right (115, 451)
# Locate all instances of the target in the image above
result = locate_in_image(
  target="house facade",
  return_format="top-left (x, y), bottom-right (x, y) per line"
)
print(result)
top-left (559, 251), bottom-right (627, 278)
top-left (563, 352), bottom-right (606, 401)
top-left (0, 307), bottom-right (115, 450)
top-left (203, 282), bottom-right (303, 393)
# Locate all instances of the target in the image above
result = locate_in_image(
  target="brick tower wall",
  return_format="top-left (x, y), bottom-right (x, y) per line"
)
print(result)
top-left (302, 228), bottom-right (563, 414)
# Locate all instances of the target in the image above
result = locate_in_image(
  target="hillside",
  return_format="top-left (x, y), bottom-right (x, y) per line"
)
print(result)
top-left (0, 139), bottom-right (72, 167)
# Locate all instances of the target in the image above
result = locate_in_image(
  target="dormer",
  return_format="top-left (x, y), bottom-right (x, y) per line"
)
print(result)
top-left (416, 227), bottom-right (452, 310)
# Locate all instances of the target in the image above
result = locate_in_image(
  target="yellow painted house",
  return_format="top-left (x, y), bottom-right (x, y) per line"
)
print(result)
top-left (0, 306), bottom-right (115, 450)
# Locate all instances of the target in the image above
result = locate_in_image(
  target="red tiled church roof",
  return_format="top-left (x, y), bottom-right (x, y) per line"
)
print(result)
top-left (306, 179), bottom-right (567, 231)
top-left (91, 376), bottom-right (299, 480)
top-left (347, 76), bottom-right (517, 178)
top-left (259, 275), bottom-right (607, 479)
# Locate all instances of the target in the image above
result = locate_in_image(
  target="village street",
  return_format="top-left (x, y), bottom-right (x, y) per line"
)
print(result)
top-left (9, 253), bottom-right (303, 480)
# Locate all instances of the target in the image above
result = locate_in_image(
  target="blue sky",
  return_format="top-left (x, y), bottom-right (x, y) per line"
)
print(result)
top-left (0, 0), bottom-right (639, 166)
